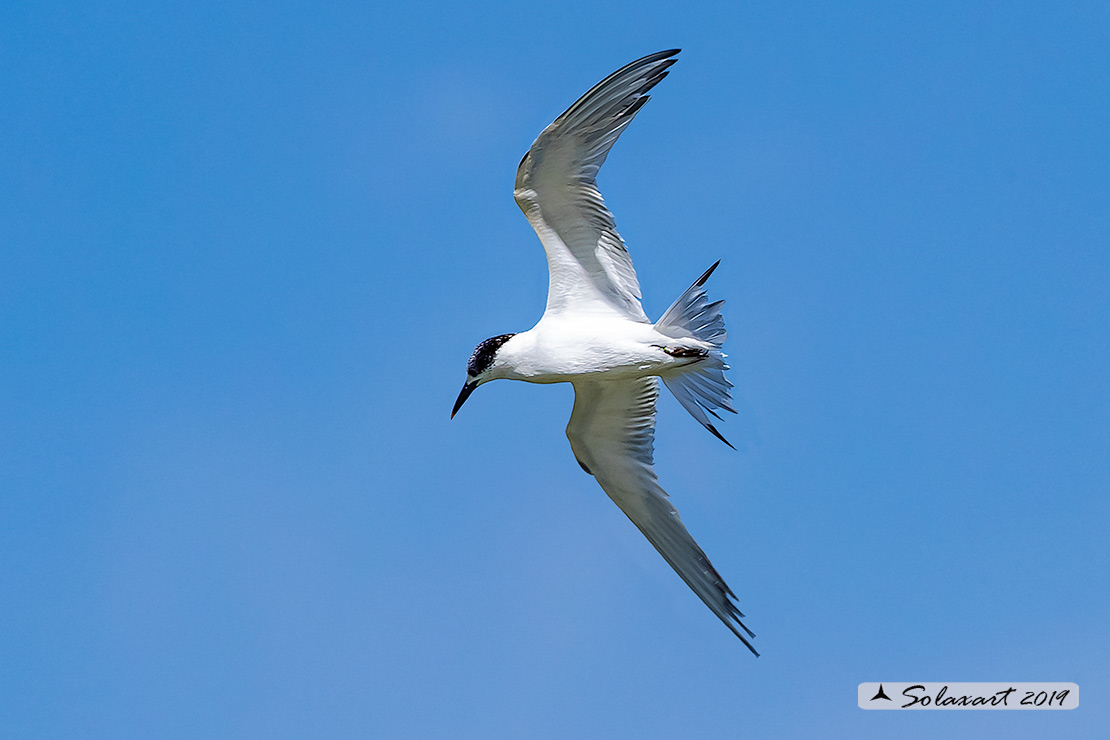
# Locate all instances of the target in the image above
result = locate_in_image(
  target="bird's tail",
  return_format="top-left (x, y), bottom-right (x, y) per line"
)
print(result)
top-left (654, 261), bottom-right (737, 448)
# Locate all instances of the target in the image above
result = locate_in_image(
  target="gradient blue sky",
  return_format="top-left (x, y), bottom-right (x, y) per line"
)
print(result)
top-left (2, 1), bottom-right (1108, 738)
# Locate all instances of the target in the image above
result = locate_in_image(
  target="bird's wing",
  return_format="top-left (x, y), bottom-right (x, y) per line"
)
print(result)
top-left (514, 49), bottom-right (680, 322)
top-left (566, 377), bottom-right (757, 654)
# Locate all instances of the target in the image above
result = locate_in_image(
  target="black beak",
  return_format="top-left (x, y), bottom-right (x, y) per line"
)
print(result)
top-left (451, 380), bottom-right (478, 419)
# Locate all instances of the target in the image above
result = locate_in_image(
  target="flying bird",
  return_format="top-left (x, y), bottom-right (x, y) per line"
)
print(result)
top-left (451, 49), bottom-right (757, 655)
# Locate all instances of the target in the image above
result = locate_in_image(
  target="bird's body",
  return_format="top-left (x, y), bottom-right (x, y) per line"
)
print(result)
top-left (453, 49), bottom-right (758, 655)
top-left (485, 317), bottom-right (702, 383)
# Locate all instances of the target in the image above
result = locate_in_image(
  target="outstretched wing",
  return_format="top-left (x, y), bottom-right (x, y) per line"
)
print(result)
top-left (565, 377), bottom-right (757, 654)
top-left (514, 50), bottom-right (680, 321)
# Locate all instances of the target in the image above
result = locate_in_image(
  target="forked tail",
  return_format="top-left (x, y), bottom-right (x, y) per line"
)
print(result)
top-left (654, 261), bottom-right (737, 448)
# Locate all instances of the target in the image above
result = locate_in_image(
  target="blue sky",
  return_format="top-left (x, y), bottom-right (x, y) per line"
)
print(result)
top-left (2, 1), bottom-right (1108, 737)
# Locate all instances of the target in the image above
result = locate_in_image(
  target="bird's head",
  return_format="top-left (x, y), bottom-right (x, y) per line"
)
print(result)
top-left (451, 333), bottom-right (517, 418)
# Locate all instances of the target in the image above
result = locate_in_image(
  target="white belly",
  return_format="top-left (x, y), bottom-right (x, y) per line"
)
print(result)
top-left (501, 315), bottom-right (689, 383)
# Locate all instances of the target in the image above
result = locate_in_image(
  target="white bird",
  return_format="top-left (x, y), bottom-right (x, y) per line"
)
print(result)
top-left (452, 49), bottom-right (757, 655)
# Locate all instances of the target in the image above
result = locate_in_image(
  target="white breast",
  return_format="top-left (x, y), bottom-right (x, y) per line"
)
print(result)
top-left (498, 315), bottom-right (676, 383)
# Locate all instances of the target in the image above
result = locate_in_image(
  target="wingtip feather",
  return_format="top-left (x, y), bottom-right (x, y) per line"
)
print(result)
top-left (706, 423), bottom-right (737, 450)
top-left (694, 259), bottom-right (722, 287)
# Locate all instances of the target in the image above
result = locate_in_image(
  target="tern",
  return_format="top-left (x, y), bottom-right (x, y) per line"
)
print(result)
top-left (452, 49), bottom-right (757, 655)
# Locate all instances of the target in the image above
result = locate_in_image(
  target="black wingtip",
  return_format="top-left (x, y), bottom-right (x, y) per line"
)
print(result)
top-left (736, 626), bottom-right (759, 654)
top-left (729, 623), bottom-right (760, 656)
top-left (607, 50), bottom-right (681, 87)
top-left (693, 259), bottom-right (722, 288)
top-left (706, 422), bottom-right (736, 450)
